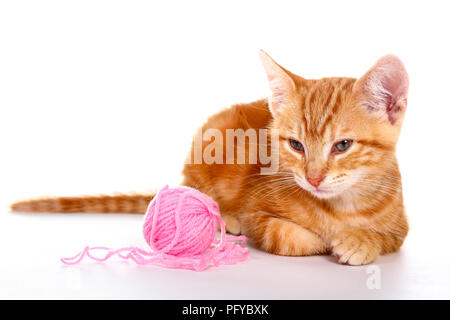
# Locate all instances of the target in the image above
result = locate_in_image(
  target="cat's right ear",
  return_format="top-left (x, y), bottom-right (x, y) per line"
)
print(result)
top-left (259, 50), bottom-right (297, 116)
top-left (353, 54), bottom-right (409, 125)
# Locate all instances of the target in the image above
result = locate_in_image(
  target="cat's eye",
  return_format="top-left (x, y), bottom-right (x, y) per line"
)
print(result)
top-left (332, 139), bottom-right (353, 153)
top-left (289, 139), bottom-right (304, 152)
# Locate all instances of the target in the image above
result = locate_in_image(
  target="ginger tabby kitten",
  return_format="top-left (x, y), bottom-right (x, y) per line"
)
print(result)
top-left (11, 51), bottom-right (409, 265)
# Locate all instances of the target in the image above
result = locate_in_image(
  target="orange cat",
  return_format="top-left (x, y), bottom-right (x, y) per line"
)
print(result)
top-left (11, 51), bottom-right (409, 265)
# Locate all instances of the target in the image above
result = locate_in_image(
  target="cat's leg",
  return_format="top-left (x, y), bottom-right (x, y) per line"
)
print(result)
top-left (222, 214), bottom-right (241, 235)
top-left (240, 212), bottom-right (327, 256)
top-left (331, 228), bottom-right (406, 265)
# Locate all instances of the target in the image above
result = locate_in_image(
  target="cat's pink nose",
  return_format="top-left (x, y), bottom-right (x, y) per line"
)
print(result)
top-left (306, 174), bottom-right (325, 188)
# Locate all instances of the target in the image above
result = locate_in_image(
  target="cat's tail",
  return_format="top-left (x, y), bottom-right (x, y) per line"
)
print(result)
top-left (9, 192), bottom-right (156, 214)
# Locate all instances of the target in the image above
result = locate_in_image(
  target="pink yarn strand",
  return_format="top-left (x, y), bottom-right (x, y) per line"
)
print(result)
top-left (61, 185), bottom-right (248, 271)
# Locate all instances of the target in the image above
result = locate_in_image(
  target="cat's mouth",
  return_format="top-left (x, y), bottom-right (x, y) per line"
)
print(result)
top-left (308, 187), bottom-right (338, 198)
top-left (313, 188), bottom-right (332, 194)
top-left (294, 175), bottom-right (342, 199)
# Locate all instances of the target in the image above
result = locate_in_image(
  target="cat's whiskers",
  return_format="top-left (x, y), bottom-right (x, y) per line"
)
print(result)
top-left (357, 181), bottom-right (402, 201)
top-left (250, 177), bottom-right (296, 195)
top-left (248, 177), bottom-right (298, 199)
top-left (358, 179), bottom-right (402, 189)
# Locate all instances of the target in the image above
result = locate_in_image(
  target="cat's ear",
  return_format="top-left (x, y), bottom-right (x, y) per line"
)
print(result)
top-left (259, 50), bottom-right (297, 116)
top-left (354, 54), bottom-right (409, 125)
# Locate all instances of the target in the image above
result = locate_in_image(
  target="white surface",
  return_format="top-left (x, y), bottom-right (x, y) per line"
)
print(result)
top-left (0, 210), bottom-right (449, 299)
top-left (1, 0), bottom-right (450, 299)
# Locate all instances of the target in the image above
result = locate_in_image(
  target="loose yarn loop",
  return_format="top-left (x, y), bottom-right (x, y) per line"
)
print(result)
top-left (61, 185), bottom-right (248, 271)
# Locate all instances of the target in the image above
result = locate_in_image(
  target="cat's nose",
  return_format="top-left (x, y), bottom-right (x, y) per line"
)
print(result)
top-left (306, 174), bottom-right (325, 188)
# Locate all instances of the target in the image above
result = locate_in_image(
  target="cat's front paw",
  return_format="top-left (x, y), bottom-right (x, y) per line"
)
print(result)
top-left (331, 230), bottom-right (380, 265)
top-left (222, 215), bottom-right (241, 235)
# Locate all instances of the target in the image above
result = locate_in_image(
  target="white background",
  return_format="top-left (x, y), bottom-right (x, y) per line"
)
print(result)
top-left (1, 0), bottom-right (449, 299)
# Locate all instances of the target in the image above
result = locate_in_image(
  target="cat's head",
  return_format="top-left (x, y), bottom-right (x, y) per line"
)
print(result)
top-left (260, 50), bottom-right (409, 199)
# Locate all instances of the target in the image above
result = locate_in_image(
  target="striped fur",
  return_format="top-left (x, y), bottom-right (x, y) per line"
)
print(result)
top-left (182, 52), bottom-right (409, 265)
top-left (10, 193), bottom-right (155, 214)
top-left (10, 52), bottom-right (409, 265)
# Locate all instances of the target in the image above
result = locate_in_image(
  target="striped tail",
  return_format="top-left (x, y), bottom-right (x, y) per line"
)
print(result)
top-left (10, 192), bottom-right (156, 214)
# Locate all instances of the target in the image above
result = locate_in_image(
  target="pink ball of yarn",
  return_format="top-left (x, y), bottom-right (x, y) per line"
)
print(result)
top-left (61, 185), bottom-right (248, 271)
top-left (143, 185), bottom-right (220, 257)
